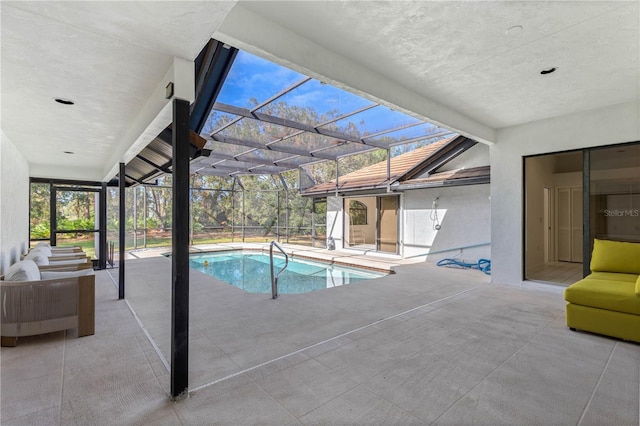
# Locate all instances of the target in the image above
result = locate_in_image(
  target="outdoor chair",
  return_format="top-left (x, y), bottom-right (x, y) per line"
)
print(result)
top-left (1, 260), bottom-right (95, 347)
top-left (33, 241), bottom-right (84, 253)
top-left (28, 245), bottom-right (86, 258)
top-left (23, 247), bottom-right (91, 267)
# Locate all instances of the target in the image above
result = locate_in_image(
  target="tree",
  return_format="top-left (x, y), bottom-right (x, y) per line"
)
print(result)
top-left (30, 183), bottom-right (50, 239)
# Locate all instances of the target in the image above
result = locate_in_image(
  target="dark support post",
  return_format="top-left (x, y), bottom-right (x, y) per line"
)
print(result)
top-left (386, 148), bottom-right (391, 192)
top-left (285, 189), bottom-right (289, 244)
top-left (242, 191), bottom-right (245, 242)
top-left (231, 182), bottom-right (235, 242)
top-left (276, 189), bottom-right (280, 242)
top-left (119, 162), bottom-right (126, 299)
top-left (278, 174), bottom-right (289, 244)
top-left (99, 182), bottom-right (107, 269)
top-left (582, 149), bottom-right (591, 278)
top-left (335, 159), bottom-right (339, 197)
top-left (171, 98), bottom-right (190, 399)
top-left (50, 184), bottom-right (57, 247)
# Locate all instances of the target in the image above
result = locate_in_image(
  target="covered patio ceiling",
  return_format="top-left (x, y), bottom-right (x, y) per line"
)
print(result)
top-left (2, 2), bottom-right (636, 184)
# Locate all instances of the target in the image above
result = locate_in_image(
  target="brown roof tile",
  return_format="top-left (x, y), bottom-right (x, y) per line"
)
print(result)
top-left (303, 137), bottom-right (454, 194)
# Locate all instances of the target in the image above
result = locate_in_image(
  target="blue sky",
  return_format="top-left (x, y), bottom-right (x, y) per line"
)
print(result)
top-left (214, 50), bottom-right (445, 138)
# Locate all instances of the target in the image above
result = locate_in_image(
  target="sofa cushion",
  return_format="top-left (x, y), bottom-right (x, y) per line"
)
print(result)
top-left (636, 275), bottom-right (640, 296)
top-left (30, 246), bottom-right (53, 257)
top-left (40, 269), bottom-right (94, 280)
top-left (565, 277), bottom-right (640, 315)
top-left (5, 260), bottom-right (41, 281)
top-left (590, 239), bottom-right (640, 275)
top-left (24, 250), bottom-right (50, 266)
top-left (49, 258), bottom-right (88, 265)
top-left (588, 272), bottom-right (638, 283)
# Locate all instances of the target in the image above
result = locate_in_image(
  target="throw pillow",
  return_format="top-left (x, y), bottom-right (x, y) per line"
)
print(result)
top-left (5, 260), bottom-right (41, 281)
top-left (24, 251), bottom-right (50, 266)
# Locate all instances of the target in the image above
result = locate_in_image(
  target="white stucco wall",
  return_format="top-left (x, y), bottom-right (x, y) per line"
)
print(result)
top-left (403, 184), bottom-right (491, 262)
top-left (436, 143), bottom-right (490, 173)
top-left (0, 131), bottom-right (30, 275)
top-left (491, 100), bottom-right (640, 285)
top-left (326, 196), bottom-right (343, 249)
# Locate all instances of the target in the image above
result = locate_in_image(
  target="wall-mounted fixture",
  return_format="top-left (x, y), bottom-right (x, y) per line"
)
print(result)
top-left (431, 197), bottom-right (441, 230)
top-left (505, 25), bottom-right (523, 36)
top-left (165, 82), bottom-right (174, 99)
top-left (54, 98), bottom-right (74, 105)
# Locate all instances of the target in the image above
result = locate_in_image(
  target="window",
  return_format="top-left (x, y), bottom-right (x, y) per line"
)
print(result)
top-left (349, 200), bottom-right (367, 225)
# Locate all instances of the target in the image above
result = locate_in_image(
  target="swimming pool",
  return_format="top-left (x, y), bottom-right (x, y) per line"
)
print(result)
top-left (189, 251), bottom-right (387, 294)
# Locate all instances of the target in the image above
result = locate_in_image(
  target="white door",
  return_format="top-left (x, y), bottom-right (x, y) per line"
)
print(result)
top-left (556, 186), bottom-right (582, 263)
top-left (543, 187), bottom-right (552, 262)
top-left (570, 187), bottom-right (583, 262)
top-left (557, 188), bottom-right (571, 262)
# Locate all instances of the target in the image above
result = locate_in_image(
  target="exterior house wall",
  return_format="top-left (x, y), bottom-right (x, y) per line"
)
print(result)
top-left (1, 131), bottom-right (30, 275)
top-left (324, 140), bottom-right (492, 260)
top-left (435, 143), bottom-right (490, 173)
top-left (327, 186), bottom-right (490, 261)
top-left (491, 100), bottom-right (640, 285)
top-left (326, 196), bottom-right (344, 249)
top-left (402, 184), bottom-right (491, 262)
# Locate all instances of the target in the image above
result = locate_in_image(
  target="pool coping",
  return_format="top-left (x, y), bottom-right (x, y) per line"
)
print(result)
top-left (188, 247), bottom-right (395, 275)
top-left (128, 242), bottom-right (426, 273)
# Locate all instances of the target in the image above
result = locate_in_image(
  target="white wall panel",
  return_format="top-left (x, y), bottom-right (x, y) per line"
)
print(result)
top-left (0, 131), bottom-right (30, 275)
top-left (403, 184), bottom-right (490, 262)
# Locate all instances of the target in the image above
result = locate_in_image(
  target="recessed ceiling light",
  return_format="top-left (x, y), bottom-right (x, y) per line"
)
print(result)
top-left (63, 151), bottom-right (74, 154)
top-left (505, 25), bottom-right (523, 36)
top-left (54, 98), bottom-right (75, 105)
top-left (540, 67), bottom-right (557, 75)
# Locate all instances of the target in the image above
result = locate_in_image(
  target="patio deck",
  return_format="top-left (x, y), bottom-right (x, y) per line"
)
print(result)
top-left (124, 242), bottom-right (427, 272)
top-left (2, 249), bottom-right (639, 425)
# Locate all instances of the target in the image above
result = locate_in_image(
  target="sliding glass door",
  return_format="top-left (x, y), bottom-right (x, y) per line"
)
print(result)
top-left (589, 144), bottom-right (640, 245)
top-left (524, 141), bottom-right (640, 285)
top-left (343, 195), bottom-right (399, 254)
top-left (377, 196), bottom-right (398, 253)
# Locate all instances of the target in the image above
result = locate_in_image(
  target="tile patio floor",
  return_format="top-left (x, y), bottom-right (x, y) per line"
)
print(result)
top-left (2, 247), bottom-right (639, 425)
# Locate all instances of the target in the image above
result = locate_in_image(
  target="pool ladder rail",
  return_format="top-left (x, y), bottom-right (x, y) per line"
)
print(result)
top-left (269, 241), bottom-right (289, 299)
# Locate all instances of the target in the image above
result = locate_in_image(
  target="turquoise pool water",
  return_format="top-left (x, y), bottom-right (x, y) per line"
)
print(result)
top-left (190, 252), bottom-right (387, 294)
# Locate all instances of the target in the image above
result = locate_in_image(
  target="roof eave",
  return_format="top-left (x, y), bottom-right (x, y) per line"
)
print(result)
top-left (402, 135), bottom-right (477, 181)
top-left (396, 175), bottom-right (490, 191)
top-left (301, 182), bottom-right (393, 197)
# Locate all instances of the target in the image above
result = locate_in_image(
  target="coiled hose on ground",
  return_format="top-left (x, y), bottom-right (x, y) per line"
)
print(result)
top-left (436, 258), bottom-right (491, 275)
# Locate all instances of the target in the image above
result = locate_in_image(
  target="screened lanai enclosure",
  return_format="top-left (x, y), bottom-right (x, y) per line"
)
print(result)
top-left (25, 38), bottom-right (461, 400)
top-left (29, 40), bottom-right (455, 263)
top-left (30, 175), bottom-right (327, 258)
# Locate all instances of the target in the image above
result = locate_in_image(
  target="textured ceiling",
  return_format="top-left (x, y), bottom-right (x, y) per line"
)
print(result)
top-left (1, 1), bottom-right (638, 182)
top-left (227, 1), bottom-right (639, 129)
top-left (1, 1), bottom-right (235, 180)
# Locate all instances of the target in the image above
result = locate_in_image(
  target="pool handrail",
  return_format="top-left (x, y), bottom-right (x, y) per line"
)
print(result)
top-left (269, 241), bottom-right (289, 299)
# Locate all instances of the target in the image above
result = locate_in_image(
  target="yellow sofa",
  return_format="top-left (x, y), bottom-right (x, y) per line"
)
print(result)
top-left (564, 239), bottom-right (640, 343)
